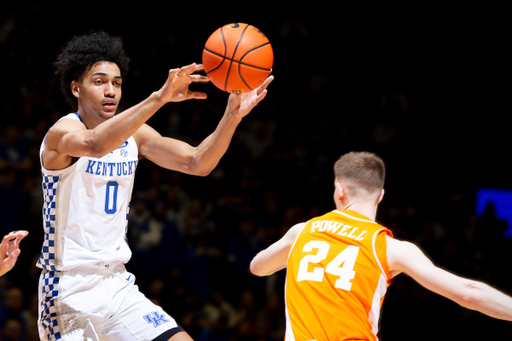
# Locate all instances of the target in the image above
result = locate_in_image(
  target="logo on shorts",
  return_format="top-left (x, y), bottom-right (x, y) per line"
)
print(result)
top-left (143, 312), bottom-right (170, 328)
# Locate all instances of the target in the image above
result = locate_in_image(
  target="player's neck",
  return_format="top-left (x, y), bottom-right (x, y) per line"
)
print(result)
top-left (76, 108), bottom-right (109, 130)
top-left (336, 200), bottom-right (377, 221)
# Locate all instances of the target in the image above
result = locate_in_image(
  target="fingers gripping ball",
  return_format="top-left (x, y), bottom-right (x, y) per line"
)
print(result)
top-left (203, 23), bottom-right (273, 93)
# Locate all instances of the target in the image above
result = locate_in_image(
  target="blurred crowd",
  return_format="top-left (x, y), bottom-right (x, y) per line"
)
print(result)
top-left (1, 6), bottom-right (512, 341)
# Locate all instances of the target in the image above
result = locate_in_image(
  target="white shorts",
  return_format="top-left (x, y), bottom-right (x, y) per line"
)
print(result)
top-left (37, 261), bottom-right (182, 341)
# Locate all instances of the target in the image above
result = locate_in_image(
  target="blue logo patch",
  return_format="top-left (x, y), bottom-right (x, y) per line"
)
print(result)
top-left (143, 312), bottom-right (170, 328)
top-left (111, 141), bottom-right (128, 154)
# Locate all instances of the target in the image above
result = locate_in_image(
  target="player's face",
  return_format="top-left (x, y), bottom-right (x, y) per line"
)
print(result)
top-left (73, 61), bottom-right (122, 120)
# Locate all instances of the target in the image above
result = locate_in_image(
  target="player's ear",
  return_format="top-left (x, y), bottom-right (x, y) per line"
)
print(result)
top-left (376, 189), bottom-right (385, 204)
top-left (335, 181), bottom-right (345, 201)
top-left (71, 81), bottom-right (80, 98)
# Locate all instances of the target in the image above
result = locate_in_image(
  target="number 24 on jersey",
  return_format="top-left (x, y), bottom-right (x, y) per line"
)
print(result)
top-left (296, 241), bottom-right (360, 291)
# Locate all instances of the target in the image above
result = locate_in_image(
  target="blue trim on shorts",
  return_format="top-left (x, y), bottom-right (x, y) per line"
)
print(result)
top-left (40, 270), bottom-right (62, 341)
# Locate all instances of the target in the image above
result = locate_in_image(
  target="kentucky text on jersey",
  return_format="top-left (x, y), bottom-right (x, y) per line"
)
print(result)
top-left (309, 220), bottom-right (368, 241)
top-left (85, 160), bottom-right (138, 176)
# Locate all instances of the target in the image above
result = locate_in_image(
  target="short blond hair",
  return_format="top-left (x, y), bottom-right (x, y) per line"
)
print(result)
top-left (333, 152), bottom-right (385, 194)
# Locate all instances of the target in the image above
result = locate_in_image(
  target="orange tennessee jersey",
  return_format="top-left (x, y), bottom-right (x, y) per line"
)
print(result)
top-left (285, 210), bottom-right (394, 341)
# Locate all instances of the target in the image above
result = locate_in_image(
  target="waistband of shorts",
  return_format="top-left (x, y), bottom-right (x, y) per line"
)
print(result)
top-left (88, 261), bottom-right (125, 272)
top-left (56, 261), bottom-right (126, 273)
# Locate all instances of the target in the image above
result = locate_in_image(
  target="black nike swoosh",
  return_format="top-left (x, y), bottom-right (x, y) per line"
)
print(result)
top-left (230, 23), bottom-right (240, 28)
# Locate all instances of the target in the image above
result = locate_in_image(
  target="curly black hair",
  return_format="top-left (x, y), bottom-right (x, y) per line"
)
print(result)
top-left (54, 31), bottom-right (130, 111)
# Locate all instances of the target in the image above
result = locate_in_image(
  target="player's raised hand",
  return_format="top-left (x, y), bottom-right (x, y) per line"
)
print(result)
top-left (0, 230), bottom-right (28, 276)
top-left (227, 75), bottom-right (274, 119)
top-left (157, 63), bottom-right (210, 103)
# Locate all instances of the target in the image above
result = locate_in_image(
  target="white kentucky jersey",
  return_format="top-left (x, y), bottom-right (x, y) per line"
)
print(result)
top-left (37, 113), bottom-right (138, 271)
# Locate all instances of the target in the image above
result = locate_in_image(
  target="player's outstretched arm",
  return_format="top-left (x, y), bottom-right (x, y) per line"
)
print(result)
top-left (387, 236), bottom-right (512, 321)
top-left (0, 230), bottom-right (28, 277)
top-left (137, 76), bottom-right (274, 176)
top-left (250, 222), bottom-right (304, 277)
top-left (43, 64), bottom-right (209, 171)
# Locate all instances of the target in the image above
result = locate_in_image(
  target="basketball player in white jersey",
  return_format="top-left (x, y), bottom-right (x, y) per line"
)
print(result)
top-left (37, 31), bottom-right (273, 341)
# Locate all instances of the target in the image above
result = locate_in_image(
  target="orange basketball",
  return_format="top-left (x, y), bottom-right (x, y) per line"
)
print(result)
top-left (202, 23), bottom-right (273, 93)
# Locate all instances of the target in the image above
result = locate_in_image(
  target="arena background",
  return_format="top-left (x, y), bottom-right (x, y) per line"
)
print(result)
top-left (1, 3), bottom-right (510, 340)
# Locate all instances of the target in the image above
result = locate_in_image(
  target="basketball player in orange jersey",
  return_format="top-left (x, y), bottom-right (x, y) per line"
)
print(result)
top-left (250, 151), bottom-right (512, 341)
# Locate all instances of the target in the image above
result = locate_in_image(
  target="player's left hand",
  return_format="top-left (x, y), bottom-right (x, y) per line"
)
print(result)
top-left (227, 75), bottom-right (274, 119)
top-left (0, 230), bottom-right (28, 277)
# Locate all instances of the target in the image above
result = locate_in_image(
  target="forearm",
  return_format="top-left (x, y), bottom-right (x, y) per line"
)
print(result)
top-left (250, 250), bottom-right (287, 277)
top-left (189, 109), bottom-right (242, 175)
top-left (422, 267), bottom-right (512, 321)
top-left (250, 223), bottom-right (304, 277)
top-left (461, 280), bottom-right (512, 321)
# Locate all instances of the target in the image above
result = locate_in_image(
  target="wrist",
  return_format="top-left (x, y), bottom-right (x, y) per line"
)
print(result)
top-left (225, 107), bottom-right (243, 124)
top-left (152, 91), bottom-right (168, 108)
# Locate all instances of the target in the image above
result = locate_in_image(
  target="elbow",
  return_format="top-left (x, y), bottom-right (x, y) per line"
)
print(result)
top-left (192, 167), bottom-right (214, 177)
top-left (249, 260), bottom-right (261, 276)
top-left (187, 147), bottom-right (223, 177)
top-left (249, 260), bottom-right (266, 277)
top-left (85, 136), bottom-right (110, 159)
top-left (89, 147), bottom-right (109, 159)
top-left (188, 159), bottom-right (218, 177)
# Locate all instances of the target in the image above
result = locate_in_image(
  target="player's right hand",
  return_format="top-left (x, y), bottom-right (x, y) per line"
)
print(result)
top-left (227, 75), bottom-right (273, 119)
top-left (157, 63), bottom-right (210, 103)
